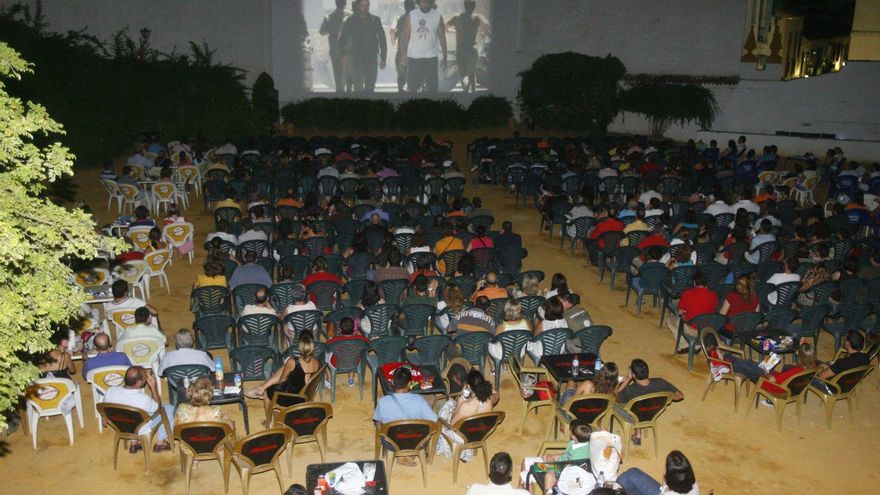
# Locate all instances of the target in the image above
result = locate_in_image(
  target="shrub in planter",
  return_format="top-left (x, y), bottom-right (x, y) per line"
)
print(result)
top-left (396, 99), bottom-right (466, 130)
top-left (281, 98), bottom-right (395, 131)
top-left (618, 83), bottom-right (718, 137)
top-left (465, 95), bottom-right (512, 128)
top-left (518, 52), bottom-right (626, 132)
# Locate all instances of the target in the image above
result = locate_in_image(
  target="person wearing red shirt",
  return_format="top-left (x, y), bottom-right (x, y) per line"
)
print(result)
top-left (636, 226), bottom-right (670, 261)
top-left (673, 271), bottom-right (717, 350)
top-left (302, 256), bottom-right (343, 304)
top-left (589, 205), bottom-right (624, 264)
top-left (639, 160), bottom-right (663, 176)
top-left (719, 274), bottom-right (759, 330)
top-left (325, 317), bottom-right (369, 386)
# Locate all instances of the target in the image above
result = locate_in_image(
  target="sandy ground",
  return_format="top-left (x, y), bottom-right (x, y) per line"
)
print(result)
top-left (2, 131), bottom-right (878, 494)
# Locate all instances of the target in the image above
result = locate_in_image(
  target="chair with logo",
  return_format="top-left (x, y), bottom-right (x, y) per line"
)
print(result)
top-left (117, 182), bottom-right (148, 214)
top-left (85, 365), bottom-right (129, 433)
top-left (745, 368), bottom-right (817, 431)
top-left (97, 402), bottom-right (174, 471)
top-left (276, 402), bottom-right (333, 471)
top-left (117, 337), bottom-right (164, 392)
top-left (609, 391), bottom-right (675, 458)
top-left (128, 226), bottom-right (153, 251)
top-left (150, 182), bottom-right (177, 214)
top-left (375, 420), bottom-right (439, 488)
top-left (225, 428), bottom-right (292, 495)
top-left (174, 422), bottom-right (236, 495)
top-left (112, 261), bottom-right (148, 300)
top-left (144, 248), bottom-right (173, 298)
top-left (440, 411), bottom-right (506, 484)
top-left (25, 377), bottom-right (84, 449)
top-left (108, 308), bottom-right (138, 341)
top-left (807, 365), bottom-right (873, 429)
top-left (552, 393), bottom-right (615, 440)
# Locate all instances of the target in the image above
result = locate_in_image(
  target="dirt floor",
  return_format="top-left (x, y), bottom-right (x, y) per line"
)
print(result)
top-left (1, 130), bottom-right (878, 494)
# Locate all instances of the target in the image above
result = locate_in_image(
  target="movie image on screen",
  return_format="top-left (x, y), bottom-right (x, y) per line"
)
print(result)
top-left (303, 0), bottom-right (491, 94)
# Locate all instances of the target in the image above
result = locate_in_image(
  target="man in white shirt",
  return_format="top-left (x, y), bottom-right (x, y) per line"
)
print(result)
top-left (103, 366), bottom-right (174, 452)
top-left (158, 329), bottom-right (215, 375)
top-left (241, 287), bottom-right (277, 317)
top-left (766, 258), bottom-right (801, 305)
top-left (466, 452), bottom-right (530, 495)
top-left (745, 220), bottom-right (776, 264)
top-left (400, 0), bottom-right (447, 93)
top-left (107, 279), bottom-right (157, 315)
top-left (206, 219), bottom-right (238, 245)
top-left (731, 191), bottom-right (760, 216)
top-left (237, 219), bottom-right (269, 245)
top-left (705, 198), bottom-right (732, 217)
top-left (214, 138), bottom-right (237, 156)
top-left (116, 307), bottom-right (167, 349)
top-left (639, 188), bottom-right (663, 207)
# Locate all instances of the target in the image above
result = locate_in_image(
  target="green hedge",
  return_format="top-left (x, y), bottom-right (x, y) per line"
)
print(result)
top-left (281, 95), bottom-right (512, 131)
top-left (0, 7), bottom-right (259, 167)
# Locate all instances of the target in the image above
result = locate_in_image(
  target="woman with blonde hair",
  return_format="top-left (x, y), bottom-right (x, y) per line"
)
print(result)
top-left (487, 299), bottom-right (531, 369)
top-left (244, 331), bottom-right (321, 420)
top-left (511, 272), bottom-right (540, 298)
top-left (175, 377), bottom-right (235, 430)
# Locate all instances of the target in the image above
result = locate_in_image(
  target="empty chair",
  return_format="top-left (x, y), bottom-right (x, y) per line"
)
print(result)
top-left (25, 378), bottom-right (84, 449)
top-left (609, 391), bottom-right (675, 458)
top-left (276, 402), bottom-right (333, 469)
top-left (226, 429), bottom-right (292, 495)
top-left (174, 422), bottom-right (235, 495)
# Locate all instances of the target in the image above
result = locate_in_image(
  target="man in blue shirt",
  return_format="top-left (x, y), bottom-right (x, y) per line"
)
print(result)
top-left (82, 333), bottom-right (132, 377)
top-left (228, 251), bottom-right (273, 289)
top-left (373, 366), bottom-right (437, 465)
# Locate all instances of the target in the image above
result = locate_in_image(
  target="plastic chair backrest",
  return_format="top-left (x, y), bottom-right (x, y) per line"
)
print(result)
top-left (279, 403), bottom-right (332, 437)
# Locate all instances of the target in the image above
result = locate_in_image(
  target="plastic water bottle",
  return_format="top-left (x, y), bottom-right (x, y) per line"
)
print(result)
top-left (571, 355), bottom-right (579, 377)
top-left (597, 471), bottom-right (606, 487)
top-left (594, 357), bottom-right (603, 372)
top-left (182, 376), bottom-right (191, 390)
top-left (233, 373), bottom-right (242, 388)
top-left (215, 357), bottom-right (224, 382)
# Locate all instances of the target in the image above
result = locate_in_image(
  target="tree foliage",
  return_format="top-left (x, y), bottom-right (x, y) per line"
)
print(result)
top-left (0, 43), bottom-right (124, 426)
top-left (517, 52), bottom-right (626, 132)
top-left (618, 83), bottom-right (718, 137)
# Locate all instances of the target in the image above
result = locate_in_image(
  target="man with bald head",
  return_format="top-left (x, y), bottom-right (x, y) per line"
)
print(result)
top-left (241, 287), bottom-right (276, 316)
top-left (470, 272), bottom-right (507, 301)
top-left (103, 365), bottom-right (174, 453)
top-left (82, 333), bottom-right (132, 377)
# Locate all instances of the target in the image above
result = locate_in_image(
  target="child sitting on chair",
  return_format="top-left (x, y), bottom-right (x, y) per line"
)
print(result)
top-left (520, 420), bottom-right (593, 494)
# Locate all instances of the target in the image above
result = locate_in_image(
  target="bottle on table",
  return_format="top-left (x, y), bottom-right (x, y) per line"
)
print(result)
top-left (571, 355), bottom-right (579, 377)
top-left (215, 356), bottom-right (224, 382)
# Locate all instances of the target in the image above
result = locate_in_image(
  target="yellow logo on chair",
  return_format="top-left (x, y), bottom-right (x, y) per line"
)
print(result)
top-left (104, 372), bottom-right (125, 387)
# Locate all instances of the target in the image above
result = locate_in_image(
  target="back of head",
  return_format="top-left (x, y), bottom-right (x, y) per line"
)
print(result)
top-left (298, 331), bottom-right (315, 358)
top-left (94, 333), bottom-right (112, 351)
top-left (292, 283), bottom-right (308, 303)
top-left (846, 330), bottom-right (865, 351)
top-left (630, 358), bottom-right (649, 380)
top-left (693, 270), bottom-right (707, 287)
top-left (244, 251), bottom-right (258, 264)
top-left (187, 377), bottom-right (214, 407)
top-left (175, 329), bottom-right (195, 349)
top-left (501, 221), bottom-right (512, 233)
top-left (569, 419), bottom-right (593, 443)
top-left (475, 295), bottom-right (491, 311)
top-left (312, 256), bottom-right (327, 272)
top-left (413, 275), bottom-right (429, 294)
top-left (387, 248), bottom-right (402, 267)
top-left (123, 366), bottom-right (144, 387)
top-left (664, 450), bottom-right (697, 493)
top-left (283, 484), bottom-right (308, 495)
top-left (254, 288), bottom-right (269, 304)
top-left (112, 279), bottom-right (129, 298)
top-left (473, 380), bottom-right (493, 402)
top-left (392, 366), bottom-right (412, 390)
top-left (134, 306), bottom-right (151, 324)
top-left (796, 343), bottom-right (817, 368)
top-left (339, 317), bottom-right (355, 335)
top-left (489, 452), bottom-right (514, 485)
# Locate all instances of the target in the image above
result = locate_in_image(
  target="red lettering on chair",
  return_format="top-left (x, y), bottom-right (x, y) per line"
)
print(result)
top-left (465, 425), bottom-right (491, 433)
top-left (395, 433), bottom-right (423, 439)
top-left (636, 405), bottom-right (662, 412)
top-left (249, 443), bottom-right (279, 454)
top-left (290, 417), bottom-right (320, 425)
top-left (189, 435), bottom-right (219, 442)
top-left (575, 407), bottom-right (602, 413)
top-left (110, 416), bottom-right (136, 423)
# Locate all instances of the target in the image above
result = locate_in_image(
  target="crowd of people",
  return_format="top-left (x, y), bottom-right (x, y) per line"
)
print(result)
top-left (21, 130), bottom-right (878, 495)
